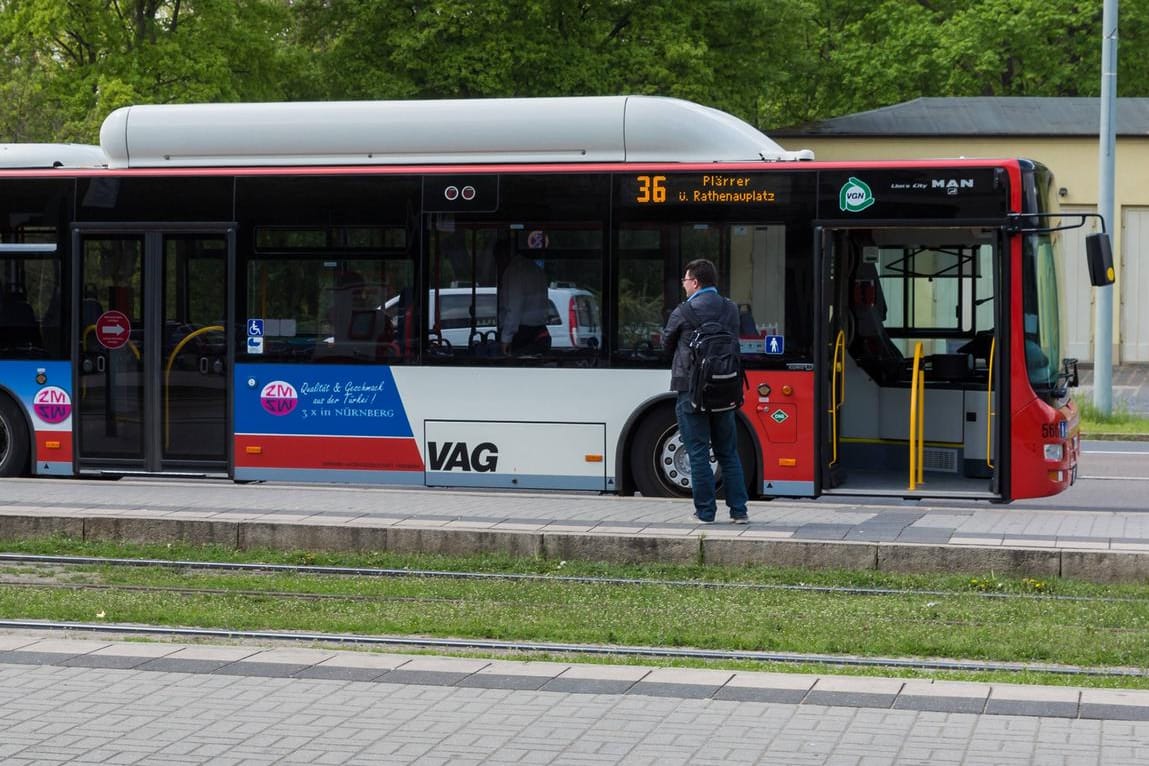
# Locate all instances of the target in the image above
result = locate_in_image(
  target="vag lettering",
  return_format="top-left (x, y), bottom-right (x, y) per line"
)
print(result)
top-left (428, 441), bottom-right (499, 472)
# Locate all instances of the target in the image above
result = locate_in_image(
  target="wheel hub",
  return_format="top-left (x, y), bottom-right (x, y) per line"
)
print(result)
top-left (657, 431), bottom-right (719, 491)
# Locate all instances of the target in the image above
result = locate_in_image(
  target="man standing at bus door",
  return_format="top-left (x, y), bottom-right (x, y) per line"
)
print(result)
top-left (662, 259), bottom-right (750, 524)
top-left (498, 249), bottom-right (551, 355)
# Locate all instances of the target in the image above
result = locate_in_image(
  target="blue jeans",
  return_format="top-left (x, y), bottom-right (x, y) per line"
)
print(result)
top-left (675, 392), bottom-right (748, 520)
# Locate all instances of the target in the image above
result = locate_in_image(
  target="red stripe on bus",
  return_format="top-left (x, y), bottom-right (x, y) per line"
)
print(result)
top-left (0, 157), bottom-right (1025, 180)
top-left (234, 435), bottom-right (425, 472)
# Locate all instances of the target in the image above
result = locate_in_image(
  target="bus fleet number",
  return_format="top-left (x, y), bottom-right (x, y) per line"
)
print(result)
top-left (635, 175), bottom-right (667, 204)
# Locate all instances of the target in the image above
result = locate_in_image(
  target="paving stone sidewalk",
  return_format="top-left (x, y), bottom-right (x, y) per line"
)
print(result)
top-left (3, 635), bottom-right (1149, 765)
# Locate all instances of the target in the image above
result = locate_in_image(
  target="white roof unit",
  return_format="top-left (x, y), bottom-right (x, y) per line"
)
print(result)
top-left (0, 143), bottom-right (107, 169)
top-left (99, 96), bottom-right (813, 168)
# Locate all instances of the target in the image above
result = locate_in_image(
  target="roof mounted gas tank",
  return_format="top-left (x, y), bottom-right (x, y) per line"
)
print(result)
top-left (0, 143), bottom-right (107, 169)
top-left (99, 96), bottom-right (813, 168)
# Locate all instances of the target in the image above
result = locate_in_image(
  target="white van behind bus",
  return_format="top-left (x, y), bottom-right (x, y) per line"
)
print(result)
top-left (389, 285), bottom-right (601, 351)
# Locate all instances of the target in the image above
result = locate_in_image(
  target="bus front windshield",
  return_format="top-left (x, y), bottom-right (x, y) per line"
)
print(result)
top-left (1021, 229), bottom-right (1064, 398)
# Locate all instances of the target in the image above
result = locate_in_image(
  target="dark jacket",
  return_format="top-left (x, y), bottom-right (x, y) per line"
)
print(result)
top-left (662, 289), bottom-right (739, 392)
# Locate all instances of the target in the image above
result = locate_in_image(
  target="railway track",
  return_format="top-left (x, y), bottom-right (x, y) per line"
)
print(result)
top-left (0, 552), bottom-right (1145, 680)
top-left (0, 617), bottom-right (1144, 679)
top-left (0, 552), bottom-right (1138, 603)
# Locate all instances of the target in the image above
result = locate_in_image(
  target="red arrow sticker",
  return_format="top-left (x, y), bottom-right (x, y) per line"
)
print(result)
top-left (95, 310), bottom-right (131, 350)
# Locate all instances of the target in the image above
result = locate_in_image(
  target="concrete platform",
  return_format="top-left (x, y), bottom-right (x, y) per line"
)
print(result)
top-left (2, 477), bottom-right (1149, 583)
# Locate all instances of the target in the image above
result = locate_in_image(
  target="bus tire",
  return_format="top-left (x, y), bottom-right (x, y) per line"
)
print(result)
top-left (630, 405), bottom-right (755, 500)
top-left (631, 405), bottom-right (692, 497)
top-left (0, 396), bottom-right (30, 478)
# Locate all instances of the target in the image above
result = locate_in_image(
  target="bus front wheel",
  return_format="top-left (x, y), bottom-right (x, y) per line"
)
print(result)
top-left (630, 405), bottom-right (754, 499)
top-left (631, 406), bottom-right (697, 498)
top-left (0, 396), bottom-right (30, 478)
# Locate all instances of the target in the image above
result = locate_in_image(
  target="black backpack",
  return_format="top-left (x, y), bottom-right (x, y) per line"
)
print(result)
top-left (681, 300), bottom-right (746, 413)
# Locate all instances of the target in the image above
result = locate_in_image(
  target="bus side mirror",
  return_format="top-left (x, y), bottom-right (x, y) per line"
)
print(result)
top-left (1086, 233), bottom-right (1116, 287)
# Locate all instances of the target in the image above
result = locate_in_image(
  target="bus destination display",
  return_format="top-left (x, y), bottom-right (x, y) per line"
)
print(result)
top-left (627, 174), bottom-right (778, 206)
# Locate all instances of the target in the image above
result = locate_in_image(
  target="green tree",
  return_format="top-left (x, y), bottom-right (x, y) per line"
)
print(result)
top-left (6, 0), bottom-right (1149, 142)
top-left (767, 0), bottom-right (1149, 127)
top-left (937, 0), bottom-right (1102, 96)
top-left (289, 0), bottom-right (795, 127)
top-left (0, 0), bottom-right (301, 142)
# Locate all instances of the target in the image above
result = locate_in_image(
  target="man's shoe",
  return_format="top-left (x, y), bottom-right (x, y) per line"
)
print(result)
top-left (693, 512), bottom-right (716, 524)
top-left (730, 513), bottom-right (749, 525)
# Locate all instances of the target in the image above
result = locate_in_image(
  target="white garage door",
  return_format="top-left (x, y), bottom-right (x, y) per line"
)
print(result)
top-left (1122, 208), bottom-right (1149, 362)
top-left (1059, 206), bottom-right (1097, 361)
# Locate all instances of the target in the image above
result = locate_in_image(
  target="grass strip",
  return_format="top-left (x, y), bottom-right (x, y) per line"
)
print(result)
top-left (1077, 399), bottom-right (1149, 436)
top-left (1, 536), bottom-right (1148, 688)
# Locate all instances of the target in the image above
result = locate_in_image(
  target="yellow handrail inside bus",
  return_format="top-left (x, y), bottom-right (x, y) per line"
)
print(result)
top-left (164, 325), bottom-right (225, 449)
top-left (917, 364), bottom-right (925, 486)
top-left (829, 329), bottom-right (846, 466)
top-left (986, 336), bottom-right (996, 470)
top-left (909, 342), bottom-right (924, 490)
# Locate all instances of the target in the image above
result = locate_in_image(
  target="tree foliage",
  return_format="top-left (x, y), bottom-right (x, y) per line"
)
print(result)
top-left (1, 0), bottom-right (1148, 142)
top-left (0, 0), bottom-right (301, 140)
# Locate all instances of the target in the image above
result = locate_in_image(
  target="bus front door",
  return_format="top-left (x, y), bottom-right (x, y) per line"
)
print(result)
top-left (818, 226), bottom-right (1003, 501)
top-left (74, 230), bottom-right (232, 476)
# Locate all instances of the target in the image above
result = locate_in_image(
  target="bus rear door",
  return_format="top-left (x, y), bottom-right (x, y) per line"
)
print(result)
top-left (73, 228), bottom-right (232, 476)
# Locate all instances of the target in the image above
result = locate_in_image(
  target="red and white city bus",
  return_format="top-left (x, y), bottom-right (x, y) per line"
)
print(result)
top-left (0, 96), bottom-right (1113, 501)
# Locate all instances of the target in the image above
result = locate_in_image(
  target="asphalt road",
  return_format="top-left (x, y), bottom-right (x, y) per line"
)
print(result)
top-left (1012, 439), bottom-right (1149, 512)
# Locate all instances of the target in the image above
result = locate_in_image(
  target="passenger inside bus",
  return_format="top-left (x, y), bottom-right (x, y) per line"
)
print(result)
top-left (496, 246), bottom-right (551, 355)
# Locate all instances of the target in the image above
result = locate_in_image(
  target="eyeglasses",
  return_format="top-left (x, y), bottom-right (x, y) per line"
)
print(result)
top-left (681, 276), bottom-right (696, 284)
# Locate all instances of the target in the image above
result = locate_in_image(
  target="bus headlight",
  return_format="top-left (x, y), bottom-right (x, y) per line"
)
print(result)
top-left (1043, 443), bottom-right (1064, 462)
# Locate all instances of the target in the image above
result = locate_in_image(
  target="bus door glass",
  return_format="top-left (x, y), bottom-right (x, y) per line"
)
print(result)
top-left (819, 227), bottom-right (1002, 500)
top-left (75, 230), bottom-right (230, 474)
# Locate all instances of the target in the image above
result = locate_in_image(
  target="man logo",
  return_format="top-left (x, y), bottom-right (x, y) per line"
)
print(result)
top-left (428, 442), bottom-right (499, 472)
top-left (932, 178), bottom-right (975, 190)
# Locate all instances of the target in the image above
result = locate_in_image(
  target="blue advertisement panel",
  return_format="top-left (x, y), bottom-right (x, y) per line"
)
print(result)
top-left (0, 361), bottom-right (73, 428)
top-left (233, 363), bottom-right (413, 437)
top-left (0, 361), bottom-right (74, 475)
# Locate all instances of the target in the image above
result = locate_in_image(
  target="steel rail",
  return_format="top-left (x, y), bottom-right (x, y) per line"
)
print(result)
top-left (0, 553), bottom-right (1135, 603)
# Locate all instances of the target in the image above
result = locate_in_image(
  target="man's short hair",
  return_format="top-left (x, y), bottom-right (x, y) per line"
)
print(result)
top-left (685, 258), bottom-right (718, 288)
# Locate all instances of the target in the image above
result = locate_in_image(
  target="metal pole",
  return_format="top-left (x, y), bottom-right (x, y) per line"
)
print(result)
top-left (1094, 0), bottom-right (1118, 415)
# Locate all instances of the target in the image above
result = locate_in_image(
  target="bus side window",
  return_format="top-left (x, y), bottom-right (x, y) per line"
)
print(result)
top-left (0, 285), bottom-right (42, 352)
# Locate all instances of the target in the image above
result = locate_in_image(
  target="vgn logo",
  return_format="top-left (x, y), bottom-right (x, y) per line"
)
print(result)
top-left (428, 441), bottom-right (499, 472)
top-left (839, 177), bottom-right (875, 213)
